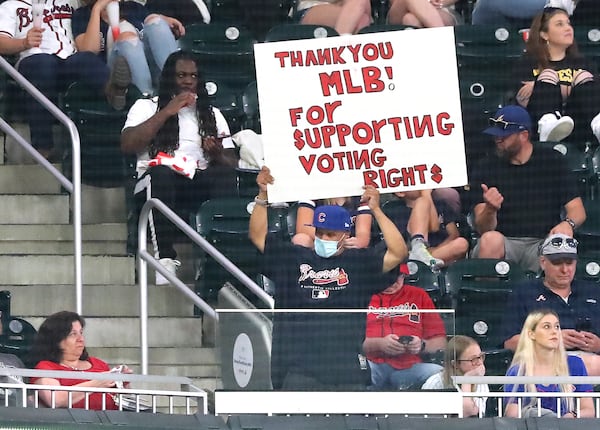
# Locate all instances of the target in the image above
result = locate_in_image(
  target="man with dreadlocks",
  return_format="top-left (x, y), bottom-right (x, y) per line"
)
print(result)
top-left (121, 50), bottom-right (238, 285)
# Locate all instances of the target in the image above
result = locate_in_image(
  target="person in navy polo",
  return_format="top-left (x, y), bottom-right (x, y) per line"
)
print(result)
top-left (502, 233), bottom-right (600, 375)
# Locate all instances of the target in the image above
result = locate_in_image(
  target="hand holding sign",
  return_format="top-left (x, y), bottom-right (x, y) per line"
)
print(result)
top-left (254, 27), bottom-right (467, 202)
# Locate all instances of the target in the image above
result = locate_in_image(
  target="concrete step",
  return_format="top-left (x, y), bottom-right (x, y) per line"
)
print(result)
top-left (0, 223), bottom-right (128, 255)
top-left (0, 255), bottom-right (135, 285)
top-left (6, 284), bottom-right (198, 317)
top-left (27, 317), bottom-right (204, 348)
top-left (81, 184), bottom-right (128, 225)
top-left (0, 240), bottom-right (126, 255)
top-left (0, 223), bottom-right (127, 241)
top-left (0, 195), bottom-right (69, 224)
top-left (89, 347), bottom-right (219, 366)
top-left (0, 164), bottom-right (62, 194)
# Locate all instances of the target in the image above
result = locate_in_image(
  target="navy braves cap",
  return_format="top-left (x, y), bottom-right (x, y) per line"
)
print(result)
top-left (310, 205), bottom-right (351, 231)
top-left (483, 105), bottom-right (532, 137)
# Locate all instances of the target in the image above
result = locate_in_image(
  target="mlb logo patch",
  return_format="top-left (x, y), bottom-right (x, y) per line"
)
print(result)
top-left (312, 289), bottom-right (330, 300)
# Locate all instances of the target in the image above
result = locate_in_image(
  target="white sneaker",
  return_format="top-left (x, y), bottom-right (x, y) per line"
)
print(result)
top-left (409, 242), bottom-right (444, 268)
top-left (591, 112), bottom-right (600, 143)
top-left (155, 258), bottom-right (181, 285)
top-left (538, 112), bottom-right (574, 142)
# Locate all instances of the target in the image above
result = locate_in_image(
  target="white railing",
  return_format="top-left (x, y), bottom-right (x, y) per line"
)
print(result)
top-left (0, 368), bottom-right (207, 414)
top-left (454, 376), bottom-right (600, 418)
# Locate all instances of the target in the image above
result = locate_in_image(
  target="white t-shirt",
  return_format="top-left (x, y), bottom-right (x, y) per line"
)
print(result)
top-left (123, 97), bottom-right (234, 176)
top-left (422, 371), bottom-right (489, 415)
top-left (0, 0), bottom-right (80, 61)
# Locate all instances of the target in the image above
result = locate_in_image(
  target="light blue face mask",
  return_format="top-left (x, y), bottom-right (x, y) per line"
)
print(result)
top-left (314, 236), bottom-right (342, 258)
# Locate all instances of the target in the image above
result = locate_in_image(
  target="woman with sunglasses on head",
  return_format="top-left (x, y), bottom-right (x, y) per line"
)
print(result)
top-left (513, 6), bottom-right (600, 147)
top-left (504, 309), bottom-right (595, 418)
top-left (422, 335), bottom-right (489, 417)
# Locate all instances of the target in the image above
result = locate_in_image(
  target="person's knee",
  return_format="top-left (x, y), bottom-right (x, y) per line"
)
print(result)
top-left (144, 13), bottom-right (163, 25)
top-left (116, 31), bottom-right (139, 43)
top-left (455, 237), bottom-right (470, 255)
top-left (478, 231), bottom-right (505, 258)
top-left (345, 0), bottom-right (371, 14)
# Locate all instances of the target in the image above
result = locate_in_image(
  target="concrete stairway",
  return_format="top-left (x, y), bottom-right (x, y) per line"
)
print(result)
top-left (0, 136), bottom-right (221, 398)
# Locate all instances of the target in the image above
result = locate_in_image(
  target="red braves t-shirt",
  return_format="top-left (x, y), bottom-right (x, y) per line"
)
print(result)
top-left (366, 284), bottom-right (446, 370)
top-left (32, 356), bottom-right (117, 410)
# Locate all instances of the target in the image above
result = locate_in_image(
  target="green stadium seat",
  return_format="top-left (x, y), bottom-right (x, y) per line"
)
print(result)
top-left (61, 81), bottom-right (138, 187)
top-left (264, 23), bottom-right (339, 42)
top-left (179, 23), bottom-right (257, 92)
top-left (444, 258), bottom-right (526, 350)
top-left (241, 80), bottom-right (260, 133)
top-left (577, 198), bottom-right (600, 255)
top-left (534, 141), bottom-right (595, 200)
top-left (405, 260), bottom-right (444, 307)
top-left (574, 26), bottom-right (600, 68)
top-left (192, 197), bottom-right (290, 302)
top-left (357, 24), bottom-right (416, 34)
top-left (204, 79), bottom-right (244, 134)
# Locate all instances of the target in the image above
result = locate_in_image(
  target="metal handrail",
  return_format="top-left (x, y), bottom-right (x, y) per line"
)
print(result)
top-left (0, 368), bottom-right (207, 414)
top-left (0, 55), bottom-right (83, 313)
top-left (137, 197), bottom-right (274, 374)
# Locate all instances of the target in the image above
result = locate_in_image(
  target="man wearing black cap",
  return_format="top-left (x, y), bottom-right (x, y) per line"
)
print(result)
top-left (469, 105), bottom-right (586, 273)
top-left (502, 233), bottom-right (600, 374)
top-left (249, 166), bottom-right (407, 390)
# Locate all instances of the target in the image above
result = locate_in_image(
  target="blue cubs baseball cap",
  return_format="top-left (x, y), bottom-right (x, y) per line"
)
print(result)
top-left (483, 105), bottom-right (532, 137)
top-left (310, 205), bottom-right (351, 231)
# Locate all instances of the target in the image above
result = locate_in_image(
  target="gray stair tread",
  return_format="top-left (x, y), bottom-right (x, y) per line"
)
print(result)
top-left (6, 284), bottom-right (196, 316)
top-left (0, 255), bottom-right (135, 285)
top-left (0, 164), bottom-right (62, 194)
top-left (88, 347), bottom-right (219, 365)
top-left (27, 317), bottom-right (205, 348)
top-left (0, 223), bottom-right (127, 240)
top-left (0, 195), bottom-right (69, 224)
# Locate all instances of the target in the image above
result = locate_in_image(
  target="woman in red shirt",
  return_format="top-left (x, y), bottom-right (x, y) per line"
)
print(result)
top-left (29, 311), bottom-right (130, 410)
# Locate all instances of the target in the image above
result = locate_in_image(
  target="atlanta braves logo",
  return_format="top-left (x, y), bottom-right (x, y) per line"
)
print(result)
top-left (16, 3), bottom-right (74, 32)
top-left (369, 302), bottom-right (421, 323)
top-left (17, 7), bottom-right (33, 30)
top-left (298, 264), bottom-right (349, 287)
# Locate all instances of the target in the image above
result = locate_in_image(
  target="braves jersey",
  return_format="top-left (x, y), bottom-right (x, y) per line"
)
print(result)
top-left (0, 0), bottom-right (81, 60)
top-left (262, 232), bottom-right (389, 387)
top-left (366, 285), bottom-right (446, 370)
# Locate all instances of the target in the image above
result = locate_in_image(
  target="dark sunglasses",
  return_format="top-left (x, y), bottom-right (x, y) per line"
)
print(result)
top-left (488, 118), bottom-right (525, 130)
top-left (545, 236), bottom-right (578, 250)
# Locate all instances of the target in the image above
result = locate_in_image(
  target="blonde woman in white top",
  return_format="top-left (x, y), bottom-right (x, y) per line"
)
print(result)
top-left (422, 335), bottom-right (489, 417)
top-left (293, 0), bottom-right (372, 34)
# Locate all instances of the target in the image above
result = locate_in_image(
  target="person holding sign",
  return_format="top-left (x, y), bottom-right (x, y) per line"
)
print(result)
top-left (249, 166), bottom-right (407, 390)
top-left (468, 105), bottom-right (585, 273)
top-left (293, 197), bottom-right (373, 249)
top-left (293, 0), bottom-right (372, 34)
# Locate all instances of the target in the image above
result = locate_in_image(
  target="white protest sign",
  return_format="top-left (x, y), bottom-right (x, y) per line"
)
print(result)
top-left (254, 27), bottom-right (467, 203)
